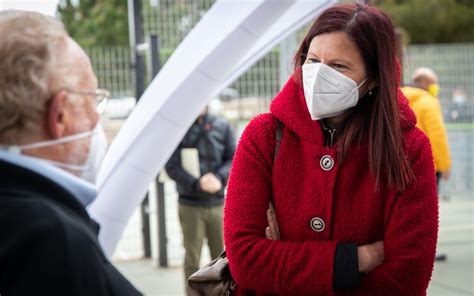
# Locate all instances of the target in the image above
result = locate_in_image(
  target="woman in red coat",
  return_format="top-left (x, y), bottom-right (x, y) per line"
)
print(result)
top-left (224, 3), bottom-right (438, 295)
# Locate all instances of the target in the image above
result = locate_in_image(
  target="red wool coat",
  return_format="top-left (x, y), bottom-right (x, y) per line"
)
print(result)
top-left (224, 76), bottom-right (438, 295)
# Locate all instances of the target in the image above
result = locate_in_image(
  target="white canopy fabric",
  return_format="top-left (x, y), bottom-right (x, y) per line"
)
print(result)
top-left (89, 0), bottom-right (337, 257)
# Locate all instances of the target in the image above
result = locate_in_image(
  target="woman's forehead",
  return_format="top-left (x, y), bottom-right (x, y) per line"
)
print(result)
top-left (308, 32), bottom-right (362, 64)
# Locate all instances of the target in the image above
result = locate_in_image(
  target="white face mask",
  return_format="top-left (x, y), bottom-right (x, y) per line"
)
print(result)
top-left (4, 122), bottom-right (108, 183)
top-left (453, 95), bottom-right (466, 104)
top-left (302, 63), bottom-right (368, 120)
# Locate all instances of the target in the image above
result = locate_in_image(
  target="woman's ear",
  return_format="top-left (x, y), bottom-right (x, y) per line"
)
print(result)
top-left (368, 80), bottom-right (378, 90)
top-left (47, 90), bottom-right (68, 139)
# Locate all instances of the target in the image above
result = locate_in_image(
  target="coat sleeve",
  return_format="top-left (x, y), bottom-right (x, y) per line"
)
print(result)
top-left (165, 147), bottom-right (200, 193)
top-left (224, 115), bottom-right (339, 295)
top-left (420, 99), bottom-right (451, 172)
top-left (215, 122), bottom-right (236, 186)
top-left (350, 129), bottom-right (438, 296)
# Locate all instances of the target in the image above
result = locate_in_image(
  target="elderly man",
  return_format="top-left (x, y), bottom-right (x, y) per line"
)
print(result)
top-left (402, 67), bottom-right (451, 262)
top-left (0, 11), bottom-right (141, 295)
top-left (402, 67), bottom-right (451, 188)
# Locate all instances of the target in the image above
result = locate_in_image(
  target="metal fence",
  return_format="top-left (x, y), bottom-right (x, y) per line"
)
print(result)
top-left (86, 47), bottom-right (134, 97)
top-left (403, 43), bottom-right (474, 123)
top-left (99, 41), bottom-right (473, 264)
top-left (142, 0), bottom-right (214, 50)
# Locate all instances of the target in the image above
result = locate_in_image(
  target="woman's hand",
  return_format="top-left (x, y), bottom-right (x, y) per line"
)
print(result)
top-left (265, 202), bottom-right (281, 240)
top-left (358, 240), bottom-right (385, 273)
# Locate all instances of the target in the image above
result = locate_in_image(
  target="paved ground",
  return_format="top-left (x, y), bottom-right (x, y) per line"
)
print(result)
top-left (115, 198), bottom-right (474, 296)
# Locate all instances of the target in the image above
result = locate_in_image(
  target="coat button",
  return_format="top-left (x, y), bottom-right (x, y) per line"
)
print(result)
top-left (320, 155), bottom-right (334, 171)
top-left (310, 217), bottom-right (325, 232)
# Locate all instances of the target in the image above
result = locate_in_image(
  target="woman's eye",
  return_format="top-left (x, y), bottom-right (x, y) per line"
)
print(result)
top-left (333, 63), bottom-right (346, 69)
top-left (307, 58), bottom-right (320, 64)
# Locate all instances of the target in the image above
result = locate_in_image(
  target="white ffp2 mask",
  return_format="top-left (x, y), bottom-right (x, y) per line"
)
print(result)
top-left (302, 63), bottom-right (368, 120)
top-left (3, 122), bottom-right (108, 184)
top-left (79, 123), bottom-right (108, 183)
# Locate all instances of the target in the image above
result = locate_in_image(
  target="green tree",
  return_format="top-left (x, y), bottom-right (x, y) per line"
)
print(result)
top-left (57, 0), bottom-right (129, 48)
top-left (374, 0), bottom-right (474, 44)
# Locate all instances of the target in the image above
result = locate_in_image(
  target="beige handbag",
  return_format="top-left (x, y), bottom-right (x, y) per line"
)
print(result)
top-left (187, 252), bottom-right (235, 295)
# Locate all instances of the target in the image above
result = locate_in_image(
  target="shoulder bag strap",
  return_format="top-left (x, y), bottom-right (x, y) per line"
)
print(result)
top-left (274, 118), bottom-right (283, 163)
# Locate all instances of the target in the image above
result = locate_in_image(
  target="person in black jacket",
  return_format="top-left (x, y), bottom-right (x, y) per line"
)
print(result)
top-left (165, 107), bottom-right (236, 283)
top-left (0, 10), bottom-right (141, 295)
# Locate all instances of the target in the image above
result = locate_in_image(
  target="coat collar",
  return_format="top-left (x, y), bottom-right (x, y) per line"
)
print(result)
top-left (0, 156), bottom-right (93, 222)
top-left (0, 150), bottom-right (96, 207)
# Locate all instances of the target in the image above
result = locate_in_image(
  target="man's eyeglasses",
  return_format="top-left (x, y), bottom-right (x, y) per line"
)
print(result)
top-left (67, 88), bottom-right (110, 114)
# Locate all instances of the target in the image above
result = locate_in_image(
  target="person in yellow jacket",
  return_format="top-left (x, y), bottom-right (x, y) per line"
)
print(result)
top-left (403, 67), bottom-right (452, 262)
top-left (402, 67), bottom-right (451, 189)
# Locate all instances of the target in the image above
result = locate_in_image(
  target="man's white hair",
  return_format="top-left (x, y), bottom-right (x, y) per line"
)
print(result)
top-left (0, 10), bottom-right (75, 143)
top-left (412, 67), bottom-right (438, 83)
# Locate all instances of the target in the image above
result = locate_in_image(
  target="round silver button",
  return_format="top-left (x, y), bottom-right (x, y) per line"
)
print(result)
top-left (320, 155), bottom-right (334, 171)
top-left (310, 217), bottom-right (325, 232)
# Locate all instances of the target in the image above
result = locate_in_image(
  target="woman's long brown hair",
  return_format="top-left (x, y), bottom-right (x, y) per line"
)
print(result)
top-left (294, 3), bottom-right (415, 192)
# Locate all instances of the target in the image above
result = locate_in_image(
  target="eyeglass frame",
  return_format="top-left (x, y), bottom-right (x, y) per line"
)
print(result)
top-left (65, 88), bottom-right (111, 114)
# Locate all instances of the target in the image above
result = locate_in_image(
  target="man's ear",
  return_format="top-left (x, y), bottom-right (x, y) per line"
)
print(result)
top-left (47, 90), bottom-right (68, 139)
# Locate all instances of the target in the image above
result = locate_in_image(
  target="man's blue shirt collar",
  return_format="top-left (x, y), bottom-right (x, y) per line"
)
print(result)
top-left (0, 150), bottom-right (96, 207)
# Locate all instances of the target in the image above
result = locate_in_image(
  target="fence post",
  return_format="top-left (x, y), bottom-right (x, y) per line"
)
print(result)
top-left (156, 173), bottom-right (168, 267)
top-left (150, 33), bottom-right (168, 267)
top-left (150, 34), bottom-right (161, 76)
top-left (128, 0), bottom-right (151, 259)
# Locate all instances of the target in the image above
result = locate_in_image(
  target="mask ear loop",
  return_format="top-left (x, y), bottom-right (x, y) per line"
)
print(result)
top-left (351, 77), bottom-right (370, 96)
top-left (357, 77), bottom-right (369, 89)
top-left (8, 129), bottom-right (95, 152)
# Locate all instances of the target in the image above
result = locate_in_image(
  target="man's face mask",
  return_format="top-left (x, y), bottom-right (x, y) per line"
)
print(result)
top-left (302, 62), bottom-right (368, 120)
top-left (4, 122), bottom-right (108, 184)
top-left (453, 94), bottom-right (466, 104)
top-left (428, 84), bottom-right (440, 97)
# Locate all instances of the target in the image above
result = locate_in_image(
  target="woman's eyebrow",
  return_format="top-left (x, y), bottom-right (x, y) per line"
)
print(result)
top-left (306, 52), bottom-right (354, 67)
top-left (328, 58), bottom-right (354, 68)
top-left (329, 58), bottom-right (353, 67)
